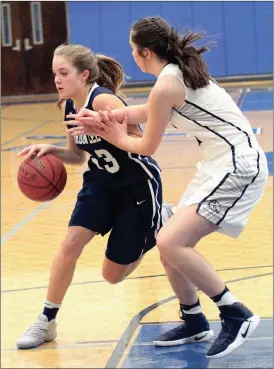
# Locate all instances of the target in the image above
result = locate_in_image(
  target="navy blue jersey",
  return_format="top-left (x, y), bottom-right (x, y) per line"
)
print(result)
top-left (65, 83), bottom-right (161, 188)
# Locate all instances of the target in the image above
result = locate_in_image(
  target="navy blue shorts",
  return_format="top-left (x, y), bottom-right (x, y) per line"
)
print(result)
top-left (69, 177), bottom-right (162, 265)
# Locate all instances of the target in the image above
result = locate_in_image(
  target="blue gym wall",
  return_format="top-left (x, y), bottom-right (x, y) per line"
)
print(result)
top-left (67, 1), bottom-right (273, 82)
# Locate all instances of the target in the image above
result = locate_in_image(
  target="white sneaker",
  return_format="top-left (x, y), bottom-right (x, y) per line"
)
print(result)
top-left (161, 203), bottom-right (174, 225)
top-left (16, 313), bottom-right (57, 349)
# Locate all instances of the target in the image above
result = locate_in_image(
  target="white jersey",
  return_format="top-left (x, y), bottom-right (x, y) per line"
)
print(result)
top-left (159, 63), bottom-right (260, 162)
top-left (158, 63), bottom-right (268, 238)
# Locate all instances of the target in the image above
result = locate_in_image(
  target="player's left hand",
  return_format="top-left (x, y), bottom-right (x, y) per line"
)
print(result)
top-left (67, 107), bottom-right (128, 148)
top-left (64, 107), bottom-right (102, 136)
top-left (64, 119), bottom-right (99, 136)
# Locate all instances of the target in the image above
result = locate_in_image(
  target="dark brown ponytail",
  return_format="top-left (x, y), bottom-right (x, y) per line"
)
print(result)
top-left (131, 16), bottom-right (210, 90)
top-left (166, 29), bottom-right (210, 89)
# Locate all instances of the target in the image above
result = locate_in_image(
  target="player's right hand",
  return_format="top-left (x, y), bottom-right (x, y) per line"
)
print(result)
top-left (17, 144), bottom-right (56, 159)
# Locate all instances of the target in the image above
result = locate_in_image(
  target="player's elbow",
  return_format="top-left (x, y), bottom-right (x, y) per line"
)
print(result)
top-left (72, 150), bottom-right (86, 165)
top-left (141, 142), bottom-right (158, 156)
top-left (143, 147), bottom-right (156, 156)
top-left (77, 155), bottom-right (86, 166)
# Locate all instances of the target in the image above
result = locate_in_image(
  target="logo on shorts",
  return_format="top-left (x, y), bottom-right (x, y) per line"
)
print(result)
top-left (137, 200), bottom-right (146, 205)
top-left (208, 200), bottom-right (223, 214)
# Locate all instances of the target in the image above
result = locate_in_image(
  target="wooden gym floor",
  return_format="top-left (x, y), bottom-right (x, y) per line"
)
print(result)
top-left (1, 86), bottom-right (273, 368)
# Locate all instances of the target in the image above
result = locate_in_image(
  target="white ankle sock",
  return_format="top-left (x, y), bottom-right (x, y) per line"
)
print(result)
top-left (44, 300), bottom-right (61, 309)
top-left (215, 291), bottom-right (237, 307)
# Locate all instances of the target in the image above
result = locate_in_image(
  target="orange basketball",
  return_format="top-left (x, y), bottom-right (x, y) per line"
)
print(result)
top-left (17, 154), bottom-right (67, 202)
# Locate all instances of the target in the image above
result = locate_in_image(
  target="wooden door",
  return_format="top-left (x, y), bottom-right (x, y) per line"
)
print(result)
top-left (1, 1), bottom-right (68, 96)
top-left (1, 2), bottom-right (25, 95)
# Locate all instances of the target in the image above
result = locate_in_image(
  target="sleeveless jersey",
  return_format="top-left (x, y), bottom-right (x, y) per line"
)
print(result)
top-left (65, 83), bottom-right (161, 188)
top-left (159, 64), bottom-right (260, 162)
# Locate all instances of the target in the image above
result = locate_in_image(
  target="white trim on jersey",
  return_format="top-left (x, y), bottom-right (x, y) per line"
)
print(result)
top-left (128, 153), bottom-right (154, 178)
top-left (142, 155), bottom-right (161, 176)
top-left (184, 99), bottom-right (253, 148)
top-left (72, 83), bottom-right (99, 111)
top-left (84, 83), bottom-right (99, 107)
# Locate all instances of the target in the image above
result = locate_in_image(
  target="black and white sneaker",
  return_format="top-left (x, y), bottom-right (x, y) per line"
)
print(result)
top-left (153, 313), bottom-right (214, 347)
top-left (206, 303), bottom-right (260, 358)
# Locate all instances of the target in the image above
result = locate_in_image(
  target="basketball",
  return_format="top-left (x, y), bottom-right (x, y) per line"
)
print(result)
top-left (17, 154), bottom-right (67, 202)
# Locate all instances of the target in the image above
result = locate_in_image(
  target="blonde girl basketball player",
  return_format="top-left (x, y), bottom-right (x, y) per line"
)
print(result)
top-left (67, 17), bottom-right (268, 358)
top-left (17, 44), bottom-right (166, 349)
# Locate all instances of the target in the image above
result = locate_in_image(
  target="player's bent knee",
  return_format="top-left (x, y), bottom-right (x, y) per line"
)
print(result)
top-left (157, 227), bottom-right (191, 257)
top-left (61, 236), bottom-right (85, 260)
top-left (101, 261), bottom-right (133, 284)
top-left (104, 275), bottom-right (125, 285)
top-left (102, 270), bottom-right (126, 284)
top-left (156, 231), bottom-right (170, 256)
top-left (60, 239), bottom-right (82, 260)
top-left (60, 227), bottom-right (95, 261)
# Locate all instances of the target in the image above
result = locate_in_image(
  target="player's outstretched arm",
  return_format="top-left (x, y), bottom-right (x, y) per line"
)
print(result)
top-left (66, 101), bottom-right (147, 126)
